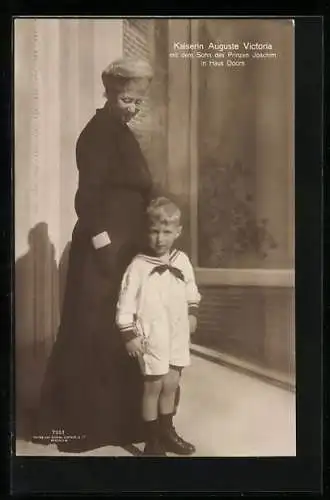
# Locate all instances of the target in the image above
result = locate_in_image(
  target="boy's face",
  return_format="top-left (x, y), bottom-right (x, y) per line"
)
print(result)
top-left (148, 220), bottom-right (182, 257)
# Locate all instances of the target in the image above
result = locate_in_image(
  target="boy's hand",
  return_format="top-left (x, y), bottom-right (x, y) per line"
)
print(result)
top-left (189, 315), bottom-right (197, 335)
top-left (125, 337), bottom-right (144, 358)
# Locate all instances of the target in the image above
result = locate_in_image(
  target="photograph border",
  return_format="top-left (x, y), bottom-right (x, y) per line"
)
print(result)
top-left (5, 13), bottom-right (324, 495)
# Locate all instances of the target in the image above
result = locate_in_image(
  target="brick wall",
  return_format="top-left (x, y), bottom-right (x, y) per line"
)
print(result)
top-left (123, 19), bottom-right (170, 195)
top-left (123, 19), bottom-right (153, 155)
top-left (194, 285), bottom-right (295, 380)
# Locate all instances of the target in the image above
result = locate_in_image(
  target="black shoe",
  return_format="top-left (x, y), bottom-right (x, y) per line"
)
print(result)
top-left (160, 427), bottom-right (196, 455)
top-left (143, 439), bottom-right (167, 456)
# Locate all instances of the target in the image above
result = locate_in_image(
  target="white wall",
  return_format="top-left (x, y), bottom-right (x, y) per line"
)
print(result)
top-left (15, 18), bottom-right (123, 262)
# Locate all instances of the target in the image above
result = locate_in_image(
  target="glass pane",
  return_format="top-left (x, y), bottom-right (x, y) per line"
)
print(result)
top-left (196, 19), bottom-right (294, 269)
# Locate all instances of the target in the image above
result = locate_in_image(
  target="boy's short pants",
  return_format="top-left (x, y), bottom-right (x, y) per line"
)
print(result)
top-left (136, 335), bottom-right (190, 376)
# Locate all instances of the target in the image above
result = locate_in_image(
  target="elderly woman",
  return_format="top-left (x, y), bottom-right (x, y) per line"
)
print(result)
top-left (33, 57), bottom-right (179, 452)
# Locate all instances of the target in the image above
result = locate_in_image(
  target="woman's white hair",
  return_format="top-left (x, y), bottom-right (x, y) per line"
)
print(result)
top-left (102, 57), bottom-right (153, 95)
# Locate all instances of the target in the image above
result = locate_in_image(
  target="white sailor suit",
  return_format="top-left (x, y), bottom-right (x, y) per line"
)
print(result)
top-left (116, 249), bottom-right (201, 376)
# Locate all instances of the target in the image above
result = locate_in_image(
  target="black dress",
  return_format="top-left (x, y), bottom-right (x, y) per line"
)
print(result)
top-left (33, 105), bottom-right (155, 451)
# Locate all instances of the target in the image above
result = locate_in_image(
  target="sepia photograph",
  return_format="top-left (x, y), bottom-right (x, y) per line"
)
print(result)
top-left (14, 17), bottom-right (295, 459)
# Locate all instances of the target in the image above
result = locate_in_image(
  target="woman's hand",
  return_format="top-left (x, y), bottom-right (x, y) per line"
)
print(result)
top-left (189, 315), bottom-right (197, 335)
top-left (125, 337), bottom-right (144, 358)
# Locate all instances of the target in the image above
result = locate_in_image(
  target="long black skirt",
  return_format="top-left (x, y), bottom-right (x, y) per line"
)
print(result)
top-left (33, 321), bottom-right (146, 452)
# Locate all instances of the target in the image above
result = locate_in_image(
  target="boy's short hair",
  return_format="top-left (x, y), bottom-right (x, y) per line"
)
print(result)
top-left (146, 197), bottom-right (182, 226)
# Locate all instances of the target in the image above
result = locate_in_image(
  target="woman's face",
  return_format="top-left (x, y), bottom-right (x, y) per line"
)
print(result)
top-left (108, 79), bottom-right (149, 124)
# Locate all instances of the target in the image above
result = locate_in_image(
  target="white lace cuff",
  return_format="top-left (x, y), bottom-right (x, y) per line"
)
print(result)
top-left (92, 231), bottom-right (111, 249)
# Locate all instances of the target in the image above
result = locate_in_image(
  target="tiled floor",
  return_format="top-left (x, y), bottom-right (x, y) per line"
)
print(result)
top-left (15, 354), bottom-right (296, 457)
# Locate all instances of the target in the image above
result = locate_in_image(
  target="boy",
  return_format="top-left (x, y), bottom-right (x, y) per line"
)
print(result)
top-left (116, 197), bottom-right (201, 456)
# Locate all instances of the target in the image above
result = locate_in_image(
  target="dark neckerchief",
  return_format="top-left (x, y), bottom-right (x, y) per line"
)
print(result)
top-left (149, 264), bottom-right (185, 282)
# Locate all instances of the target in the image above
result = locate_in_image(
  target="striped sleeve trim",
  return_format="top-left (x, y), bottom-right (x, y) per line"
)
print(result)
top-left (117, 321), bottom-right (137, 339)
top-left (188, 304), bottom-right (199, 317)
top-left (122, 329), bottom-right (138, 343)
top-left (119, 323), bottom-right (135, 332)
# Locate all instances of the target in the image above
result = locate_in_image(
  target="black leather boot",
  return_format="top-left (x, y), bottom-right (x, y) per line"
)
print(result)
top-left (159, 413), bottom-right (196, 455)
top-left (143, 419), bottom-right (167, 456)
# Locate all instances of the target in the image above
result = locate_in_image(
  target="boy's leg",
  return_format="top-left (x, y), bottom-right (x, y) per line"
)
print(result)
top-left (158, 366), bottom-right (195, 455)
top-left (143, 375), bottom-right (163, 421)
top-left (142, 375), bottom-right (166, 456)
top-left (174, 384), bottom-right (181, 415)
top-left (158, 366), bottom-right (181, 415)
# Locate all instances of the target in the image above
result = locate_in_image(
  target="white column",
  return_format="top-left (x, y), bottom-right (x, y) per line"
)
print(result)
top-left (59, 19), bottom-right (80, 258)
top-left (39, 19), bottom-right (61, 262)
top-left (14, 18), bottom-right (35, 260)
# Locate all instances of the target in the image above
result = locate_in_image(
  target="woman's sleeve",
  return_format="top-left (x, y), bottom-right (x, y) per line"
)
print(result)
top-left (75, 127), bottom-right (113, 243)
top-left (116, 261), bottom-right (141, 342)
top-left (182, 254), bottom-right (201, 317)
